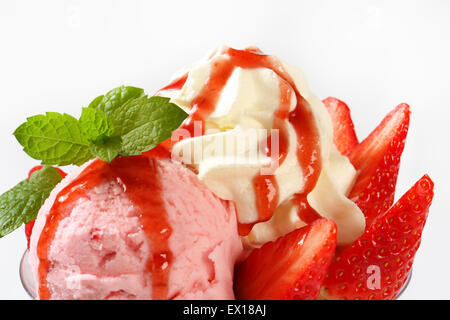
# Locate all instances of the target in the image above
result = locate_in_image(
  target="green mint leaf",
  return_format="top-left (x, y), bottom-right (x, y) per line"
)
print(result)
top-left (79, 107), bottom-right (113, 143)
top-left (87, 95), bottom-right (105, 109)
top-left (0, 166), bottom-right (62, 237)
top-left (90, 136), bottom-right (122, 163)
top-left (80, 108), bottom-right (120, 162)
top-left (12, 87), bottom-right (186, 167)
top-left (111, 96), bottom-right (188, 156)
top-left (89, 86), bottom-right (144, 117)
top-left (13, 112), bottom-right (94, 166)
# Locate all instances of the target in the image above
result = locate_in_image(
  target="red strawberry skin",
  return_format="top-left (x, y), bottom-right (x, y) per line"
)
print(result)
top-left (321, 174), bottom-right (434, 300)
top-left (323, 97), bottom-right (359, 156)
top-left (25, 165), bottom-right (67, 249)
top-left (349, 103), bottom-right (410, 229)
top-left (234, 218), bottom-right (337, 300)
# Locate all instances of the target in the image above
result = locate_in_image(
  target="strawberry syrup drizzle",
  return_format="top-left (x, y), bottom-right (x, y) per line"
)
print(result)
top-left (293, 195), bottom-right (321, 224)
top-left (170, 47), bottom-right (322, 234)
top-left (240, 80), bottom-right (291, 235)
top-left (37, 151), bottom-right (172, 300)
top-left (159, 73), bottom-right (188, 91)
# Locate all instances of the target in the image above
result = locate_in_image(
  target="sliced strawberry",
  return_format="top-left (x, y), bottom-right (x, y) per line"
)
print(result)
top-left (25, 165), bottom-right (67, 248)
top-left (323, 97), bottom-right (359, 156)
top-left (349, 103), bottom-right (410, 228)
top-left (234, 218), bottom-right (337, 300)
top-left (321, 174), bottom-right (434, 300)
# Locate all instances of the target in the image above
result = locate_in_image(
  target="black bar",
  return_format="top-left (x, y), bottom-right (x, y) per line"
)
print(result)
top-left (0, 300), bottom-right (445, 319)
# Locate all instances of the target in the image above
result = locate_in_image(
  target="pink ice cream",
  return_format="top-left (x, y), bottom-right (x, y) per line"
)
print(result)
top-left (29, 151), bottom-right (243, 300)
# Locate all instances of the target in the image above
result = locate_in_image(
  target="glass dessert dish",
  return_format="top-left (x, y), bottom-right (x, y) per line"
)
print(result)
top-left (20, 250), bottom-right (36, 299)
top-left (5, 47), bottom-right (432, 300)
top-left (19, 249), bottom-right (412, 300)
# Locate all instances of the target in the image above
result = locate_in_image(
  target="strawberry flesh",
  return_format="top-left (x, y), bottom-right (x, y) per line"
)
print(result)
top-left (349, 103), bottom-right (410, 229)
top-left (321, 174), bottom-right (434, 300)
top-left (234, 218), bottom-right (337, 300)
top-left (323, 97), bottom-right (359, 156)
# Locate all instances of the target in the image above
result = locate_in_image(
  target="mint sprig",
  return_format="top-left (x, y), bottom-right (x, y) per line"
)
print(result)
top-left (13, 86), bottom-right (188, 165)
top-left (111, 96), bottom-right (188, 156)
top-left (0, 166), bottom-right (63, 237)
top-left (79, 107), bottom-right (113, 143)
top-left (14, 112), bottom-right (94, 166)
top-left (89, 136), bottom-right (122, 163)
top-left (88, 86), bottom-right (144, 116)
top-left (0, 86), bottom-right (187, 239)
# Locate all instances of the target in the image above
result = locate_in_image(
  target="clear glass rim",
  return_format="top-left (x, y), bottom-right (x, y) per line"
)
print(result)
top-left (19, 250), bottom-right (36, 299)
top-left (19, 249), bottom-right (412, 300)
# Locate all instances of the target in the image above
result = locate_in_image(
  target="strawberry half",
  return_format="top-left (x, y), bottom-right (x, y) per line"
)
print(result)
top-left (323, 97), bottom-right (359, 156)
top-left (349, 103), bottom-right (410, 228)
top-left (321, 174), bottom-right (434, 300)
top-left (234, 218), bottom-right (337, 300)
top-left (25, 165), bottom-right (67, 248)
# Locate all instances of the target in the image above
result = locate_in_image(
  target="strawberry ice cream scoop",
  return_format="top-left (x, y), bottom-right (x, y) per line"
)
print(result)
top-left (28, 151), bottom-right (243, 300)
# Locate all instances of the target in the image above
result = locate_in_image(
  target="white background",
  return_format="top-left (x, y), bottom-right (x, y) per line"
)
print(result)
top-left (0, 0), bottom-right (449, 299)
